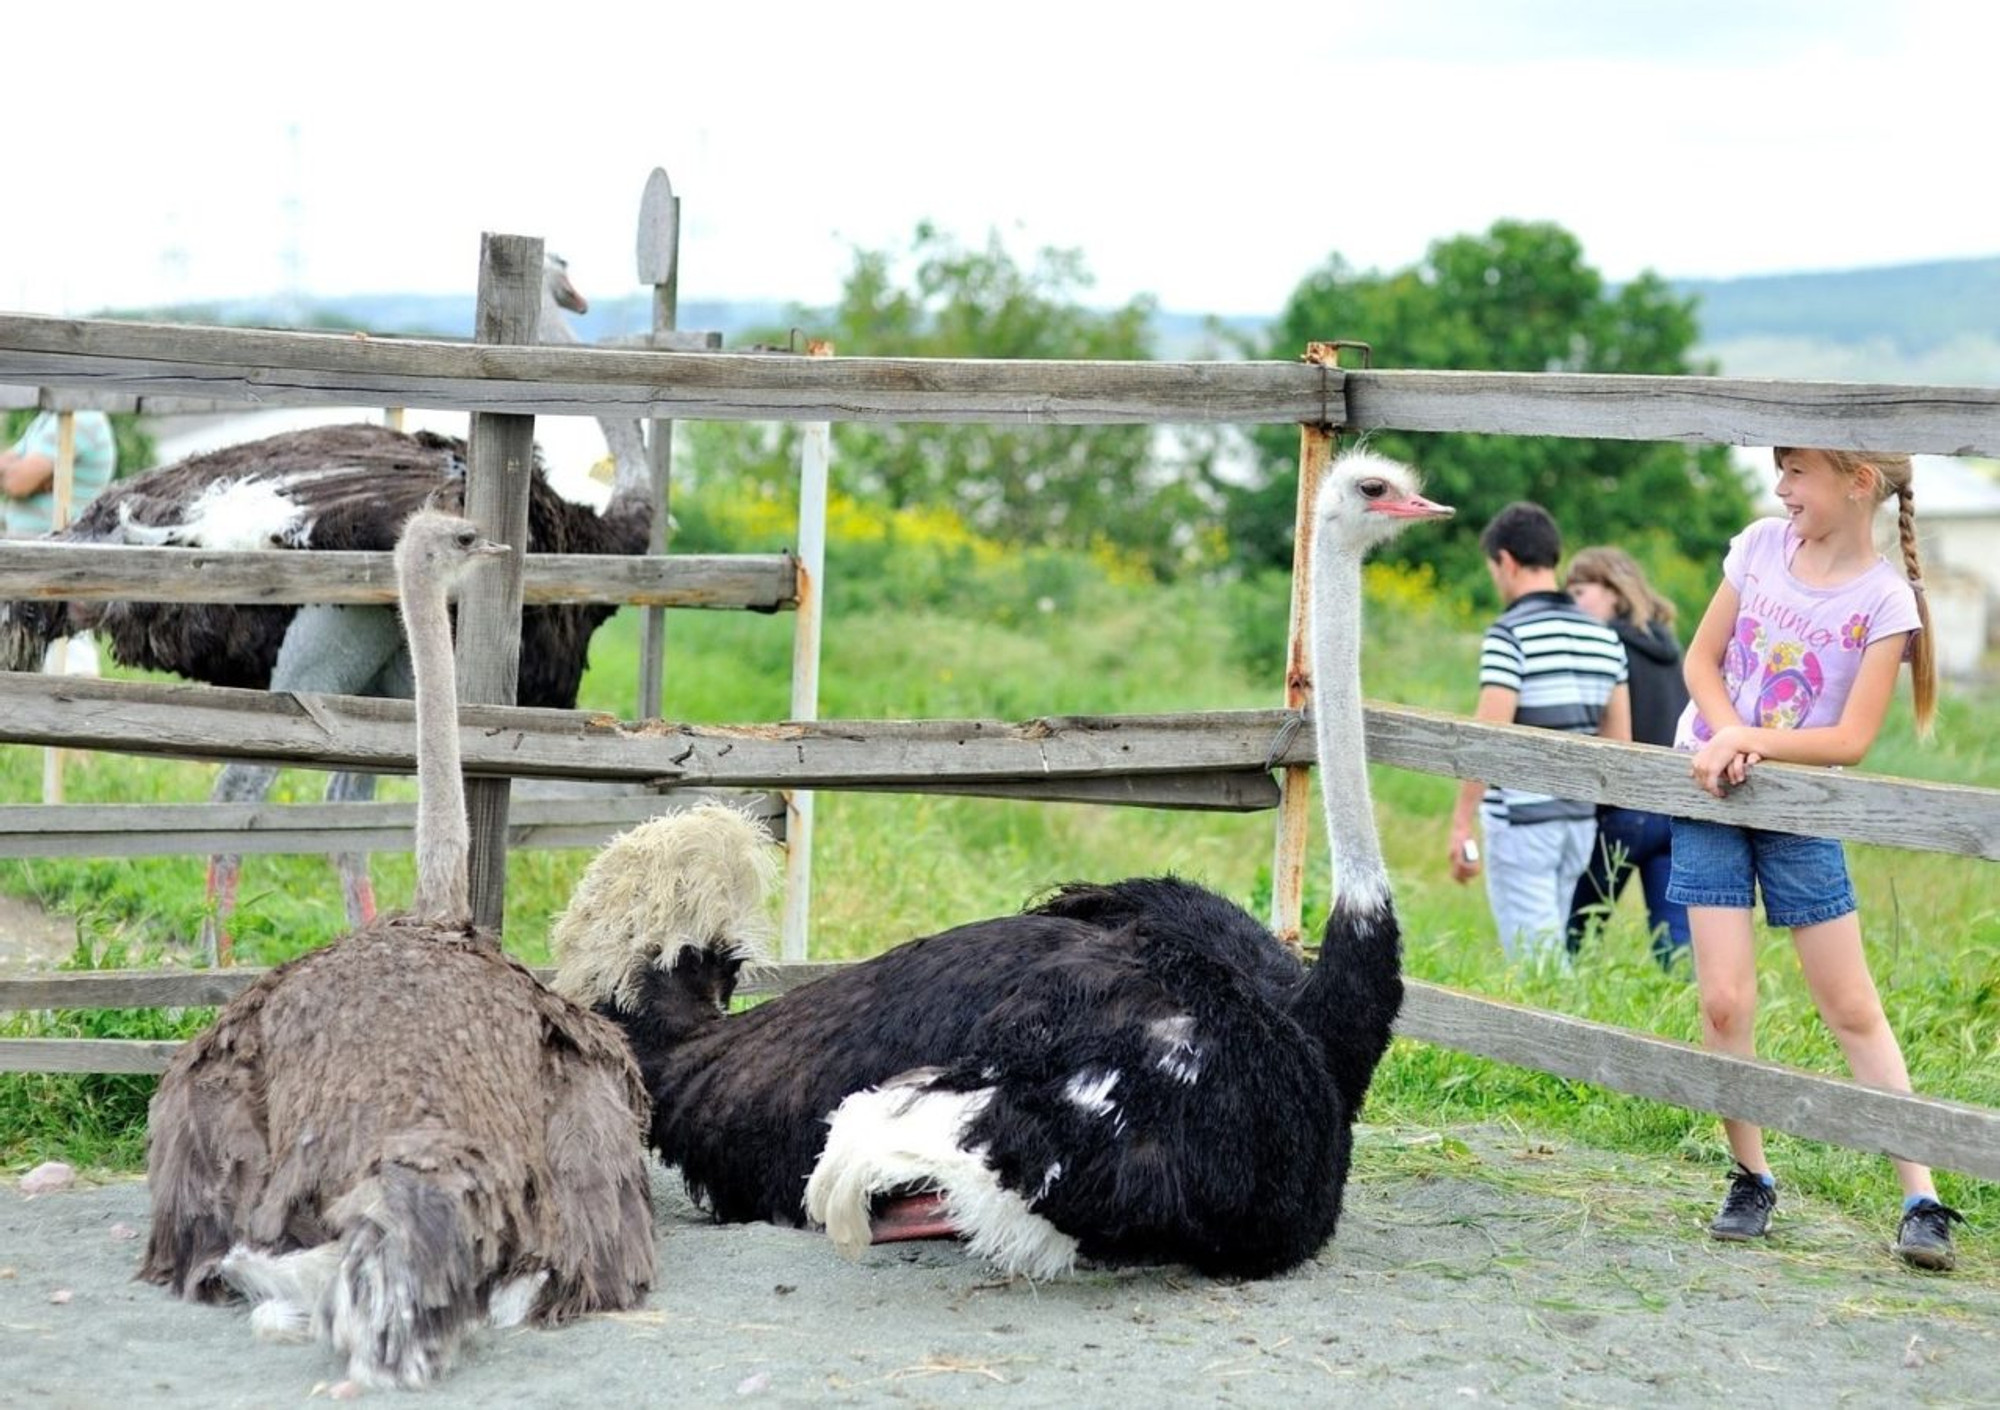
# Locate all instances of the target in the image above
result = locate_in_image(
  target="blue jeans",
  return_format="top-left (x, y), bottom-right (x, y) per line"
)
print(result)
top-left (1666, 818), bottom-right (1857, 928)
top-left (1566, 806), bottom-right (1690, 968)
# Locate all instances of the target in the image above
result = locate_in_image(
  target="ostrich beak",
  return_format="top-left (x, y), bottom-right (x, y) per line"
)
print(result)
top-left (1369, 493), bottom-right (1455, 520)
top-left (475, 540), bottom-right (512, 558)
top-left (553, 274), bottom-right (588, 315)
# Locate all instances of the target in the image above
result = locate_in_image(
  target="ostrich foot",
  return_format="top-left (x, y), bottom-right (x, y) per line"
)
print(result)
top-left (868, 1191), bottom-right (960, 1244)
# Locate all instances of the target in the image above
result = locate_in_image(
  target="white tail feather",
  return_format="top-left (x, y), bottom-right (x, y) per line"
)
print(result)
top-left (117, 476), bottom-right (309, 551)
top-left (248, 1298), bottom-right (315, 1343)
top-left (804, 1083), bottom-right (1080, 1281)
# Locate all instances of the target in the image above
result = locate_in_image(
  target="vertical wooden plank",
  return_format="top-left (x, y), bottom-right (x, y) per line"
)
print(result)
top-left (49, 409), bottom-right (76, 527)
top-left (459, 233), bottom-right (543, 930)
top-left (781, 340), bottom-right (834, 962)
top-left (1268, 344), bottom-right (1341, 950)
top-left (40, 410), bottom-right (77, 804)
top-left (637, 168), bottom-right (680, 719)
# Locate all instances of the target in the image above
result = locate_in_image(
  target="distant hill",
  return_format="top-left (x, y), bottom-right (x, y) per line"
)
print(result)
top-left (95, 255), bottom-right (2000, 387)
top-left (1675, 258), bottom-right (2000, 347)
top-left (1672, 256), bottom-right (2000, 386)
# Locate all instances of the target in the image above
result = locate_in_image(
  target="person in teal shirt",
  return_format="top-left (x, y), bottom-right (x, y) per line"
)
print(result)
top-left (1, 410), bottom-right (117, 535)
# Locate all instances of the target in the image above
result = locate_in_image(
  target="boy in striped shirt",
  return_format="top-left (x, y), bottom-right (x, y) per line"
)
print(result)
top-left (1449, 502), bottom-right (1631, 961)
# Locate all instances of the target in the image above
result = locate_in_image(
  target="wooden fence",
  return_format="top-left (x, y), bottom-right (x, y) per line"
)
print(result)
top-left (0, 239), bottom-right (1996, 1184)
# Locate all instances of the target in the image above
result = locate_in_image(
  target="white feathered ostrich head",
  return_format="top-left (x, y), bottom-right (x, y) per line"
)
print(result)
top-left (1314, 447), bottom-right (1454, 550)
top-left (551, 800), bottom-right (779, 1016)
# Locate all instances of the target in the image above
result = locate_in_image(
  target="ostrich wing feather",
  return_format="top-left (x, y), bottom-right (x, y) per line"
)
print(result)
top-left (531, 988), bottom-right (658, 1321)
top-left (140, 979), bottom-right (282, 1302)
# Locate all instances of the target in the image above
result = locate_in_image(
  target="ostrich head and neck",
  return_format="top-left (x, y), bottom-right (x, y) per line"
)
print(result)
top-left (1307, 451), bottom-right (1453, 918)
top-left (537, 253), bottom-right (652, 520)
top-left (393, 511), bottom-right (510, 927)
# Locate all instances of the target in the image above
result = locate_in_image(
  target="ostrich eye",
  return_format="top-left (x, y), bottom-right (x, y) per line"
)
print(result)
top-left (1357, 478), bottom-right (1389, 499)
top-left (455, 530), bottom-right (476, 548)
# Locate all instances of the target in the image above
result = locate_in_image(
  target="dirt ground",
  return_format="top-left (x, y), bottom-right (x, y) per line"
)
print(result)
top-left (3, 1127), bottom-right (1994, 1409)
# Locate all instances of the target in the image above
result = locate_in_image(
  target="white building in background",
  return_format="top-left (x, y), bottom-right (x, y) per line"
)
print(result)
top-left (1741, 449), bottom-right (2000, 677)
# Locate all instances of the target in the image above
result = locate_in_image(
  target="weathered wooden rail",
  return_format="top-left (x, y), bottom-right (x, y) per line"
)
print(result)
top-left (0, 681), bottom-right (1991, 858)
top-left (0, 789), bottom-right (790, 861)
top-left (0, 543), bottom-right (796, 609)
top-left (2, 277), bottom-right (1995, 1186)
top-left (6, 311), bottom-right (2000, 450)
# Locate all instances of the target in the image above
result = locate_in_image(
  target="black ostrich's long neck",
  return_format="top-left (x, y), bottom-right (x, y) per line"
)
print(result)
top-left (401, 557), bottom-right (470, 925)
top-left (1297, 523), bottom-right (1404, 1114)
top-left (597, 417), bottom-right (656, 551)
top-left (600, 419), bottom-right (651, 499)
top-left (539, 293), bottom-right (655, 545)
top-left (1309, 541), bottom-right (1390, 913)
top-left (600, 963), bottom-right (730, 1099)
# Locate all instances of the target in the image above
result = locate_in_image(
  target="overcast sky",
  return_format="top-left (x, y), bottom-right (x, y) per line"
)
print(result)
top-left (11, 1), bottom-right (1994, 320)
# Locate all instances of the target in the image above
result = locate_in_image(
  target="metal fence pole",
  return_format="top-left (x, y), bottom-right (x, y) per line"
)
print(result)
top-left (781, 340), bottom-right (834, 961)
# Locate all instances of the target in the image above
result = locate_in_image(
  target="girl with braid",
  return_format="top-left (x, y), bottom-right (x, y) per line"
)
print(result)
top-left (1668, 448), bottom-right (1964, 1270)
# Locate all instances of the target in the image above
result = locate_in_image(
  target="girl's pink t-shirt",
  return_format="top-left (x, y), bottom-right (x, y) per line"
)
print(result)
top-left (1674, 517), bottom-right (1921, 750)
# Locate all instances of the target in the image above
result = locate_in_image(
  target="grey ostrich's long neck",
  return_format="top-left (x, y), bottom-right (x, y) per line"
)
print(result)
top-left (1308, 547), bottom-right (1390, 916)
top-left (401, 567), bottom-right (470, 924)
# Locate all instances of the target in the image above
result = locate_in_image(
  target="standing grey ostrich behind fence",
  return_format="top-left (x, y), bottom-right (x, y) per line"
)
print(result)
top-left (0, 255), bottom-right (655, 959)
top-left (554, 450), bottom-right (1452, 1281)
top-left (140, 511), bottom-right (655, 1390)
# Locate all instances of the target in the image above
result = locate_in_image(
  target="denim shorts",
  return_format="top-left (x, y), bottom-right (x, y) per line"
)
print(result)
top-left (1666, 818), bottom-right (1856, 928)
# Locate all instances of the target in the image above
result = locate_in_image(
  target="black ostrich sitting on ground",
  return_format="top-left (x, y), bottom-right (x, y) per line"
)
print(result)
top-left (554, 451), bottom-right (1451, 1279)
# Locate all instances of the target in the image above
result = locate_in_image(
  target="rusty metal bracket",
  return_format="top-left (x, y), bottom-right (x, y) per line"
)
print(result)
top-left (1300, 340), bottom-right (1374, 433)
top-left (1324, 339), bottom-right (1373, 368)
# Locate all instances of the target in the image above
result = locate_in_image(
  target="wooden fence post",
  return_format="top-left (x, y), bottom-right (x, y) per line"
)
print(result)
top-left (1269, 343), bottom-right (1342, 950)
top-left (39, 409), bottom-right (77, 804)
top-left (636, 167), bottom-right (680, 719)
top-left (781, 340), bottom-right (833, 962)
top-left (459, 233), bottom-right (543, 930)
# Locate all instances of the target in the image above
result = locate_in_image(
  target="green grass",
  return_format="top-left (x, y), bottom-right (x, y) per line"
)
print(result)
top-left (3, 560), bottom-right (1994, 1266)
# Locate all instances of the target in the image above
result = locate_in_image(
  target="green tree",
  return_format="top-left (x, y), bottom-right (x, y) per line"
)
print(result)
top-left (685, 224), bottom-right (1224, 577)
top-left (1230, 220), bottom-right (1752, 591)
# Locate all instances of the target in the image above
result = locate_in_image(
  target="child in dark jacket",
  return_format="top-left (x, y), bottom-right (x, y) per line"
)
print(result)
top-left (1561, 546), bottom-right (1691, 968)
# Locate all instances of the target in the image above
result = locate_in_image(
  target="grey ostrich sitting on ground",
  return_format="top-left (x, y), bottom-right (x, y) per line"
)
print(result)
top-left (0, 255), bottom-right (653, 959)
top-left (554, 450), bottom-right (1451, 1280)
top-left (140, 511), bottom-right (655, 1389)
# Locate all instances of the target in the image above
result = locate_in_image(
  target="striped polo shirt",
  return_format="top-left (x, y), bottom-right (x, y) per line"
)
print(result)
top-left (1478, 590), bottom-right (1628, 824)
